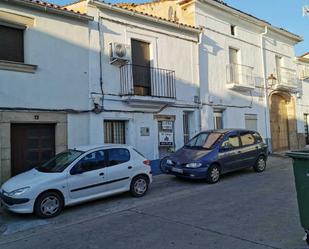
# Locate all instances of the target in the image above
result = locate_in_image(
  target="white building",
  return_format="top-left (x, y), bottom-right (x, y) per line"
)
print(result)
top-left (296, 53), bottom-right (309, 146)
top-left (67, 0), bottom-right (201, 160)
top-left (0, 0), bottom-right (92, 182)
top-left (120, 0), bottom-right (304, 152)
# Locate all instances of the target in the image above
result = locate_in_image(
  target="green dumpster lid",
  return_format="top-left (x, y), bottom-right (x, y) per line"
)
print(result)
top-left (286, 150), bottom-right (309, 159)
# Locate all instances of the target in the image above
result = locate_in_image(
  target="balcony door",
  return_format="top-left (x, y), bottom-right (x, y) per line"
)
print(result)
top-left (229, 47), bottom-right (240, 83)
top-left (131, 39), bottom-right (151, 96)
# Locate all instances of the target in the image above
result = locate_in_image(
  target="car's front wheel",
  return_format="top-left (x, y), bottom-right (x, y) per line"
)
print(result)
top-left (130, 175), bottom-right (149, 197)
top-left (206, 164), bottom-right (220, 184)
top-left (253, 156), bottom-right (266, 173)
top-left (34, 191), bottom-right (64, 218)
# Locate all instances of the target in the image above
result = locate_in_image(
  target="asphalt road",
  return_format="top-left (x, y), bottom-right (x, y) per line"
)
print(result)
top-left (0, 156), bottom-right (306, 249)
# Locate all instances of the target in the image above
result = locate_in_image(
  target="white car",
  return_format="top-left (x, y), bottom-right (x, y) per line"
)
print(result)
top-left (0, 144), bottom-right (152, 218)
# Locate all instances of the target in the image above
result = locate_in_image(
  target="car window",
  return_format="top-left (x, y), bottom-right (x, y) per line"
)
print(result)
top-left (221, 135), bottom-right (240, 150)
top-left (76, 150), bottom-right (106, 172)
top-left (36, 150), bottom-right (84, 173)
top-left (240, 132), bottom-right (255, 146)
top-left (108, 148), bottom-right (130, 166)
top-left (252, 132), bottom-right (263, 143)
top-left (185, 132), bottom-right (222, 149)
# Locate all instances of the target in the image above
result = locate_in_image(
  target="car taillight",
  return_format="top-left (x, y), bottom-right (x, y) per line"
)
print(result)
top-left (143, 160), bottom-right (151, 166)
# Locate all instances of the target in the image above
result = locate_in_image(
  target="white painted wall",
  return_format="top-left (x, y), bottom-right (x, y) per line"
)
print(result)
top-left (0, 2), bottom-right (90, 111)
top-left (195, 1), bottom-right (299, 145)
top-left (84, 5), bottom-right (200, 159)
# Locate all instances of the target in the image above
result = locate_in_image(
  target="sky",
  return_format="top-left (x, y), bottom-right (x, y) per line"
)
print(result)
top-left (54, 0), bottom-right (308, 55)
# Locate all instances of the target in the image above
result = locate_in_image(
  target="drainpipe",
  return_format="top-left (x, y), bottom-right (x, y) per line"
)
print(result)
top-left (197, 28), bottom-right (203, 132)
top-left (260, 26), bottom-right (271, 151)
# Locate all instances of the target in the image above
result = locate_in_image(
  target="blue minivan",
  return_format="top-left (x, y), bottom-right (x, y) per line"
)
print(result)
top-left (161, 129), bottom-right (268, 183)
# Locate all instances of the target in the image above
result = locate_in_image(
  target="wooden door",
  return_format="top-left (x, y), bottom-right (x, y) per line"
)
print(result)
top-left (11, 124), bottom-right (55, 176)
top-left (131, 39), bottom-right (151, 96)
top-left (270, 95), bottom-right (289, 151)
top-left (305, 114), bottom-right (309, 145)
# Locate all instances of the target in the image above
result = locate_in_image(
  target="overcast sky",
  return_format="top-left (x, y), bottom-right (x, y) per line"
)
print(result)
top-left (55, 0), bottom-right (308, 55)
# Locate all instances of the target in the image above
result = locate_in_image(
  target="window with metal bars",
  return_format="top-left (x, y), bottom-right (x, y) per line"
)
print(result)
top-left (104, 120), bottom-right (126, 144)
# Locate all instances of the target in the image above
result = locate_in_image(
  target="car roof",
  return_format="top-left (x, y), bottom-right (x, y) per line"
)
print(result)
top-left (71, 144), bottom-right (132, 152)
top-left (200, 129), bottom-right (259, 134)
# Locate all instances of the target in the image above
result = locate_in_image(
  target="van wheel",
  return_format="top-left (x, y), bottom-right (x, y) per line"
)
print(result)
top-left (253, 156), bottom-right (266, 173)
top-left (206, 164), bottom-right (220, 184)
top-left (130, 175), bottom-right (149, 197)
top-left (34, 191), bottom-right (64, 218)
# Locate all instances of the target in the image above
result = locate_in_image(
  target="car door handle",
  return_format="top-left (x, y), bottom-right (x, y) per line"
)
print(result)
top-left (99, 172), bottom-right (104, 176)
top-left (238, 151), bottom-right (242, 154)
top-left (128, 166), bottom-right (133, 169)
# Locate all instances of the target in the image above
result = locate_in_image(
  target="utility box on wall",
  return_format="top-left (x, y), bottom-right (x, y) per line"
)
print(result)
top-left (140, 127), bottom-right (150, 136)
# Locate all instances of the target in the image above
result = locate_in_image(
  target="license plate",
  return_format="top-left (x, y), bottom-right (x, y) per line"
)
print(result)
top-left (171, 167), bottom-right (183, 174)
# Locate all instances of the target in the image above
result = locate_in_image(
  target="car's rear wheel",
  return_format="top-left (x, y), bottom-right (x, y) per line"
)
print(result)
top-left (253, 156), bottom-right (266, 173)
top-left (130, 175), bottom-right (149, 197)
top-left (206, 164), bottom-right (220, 184)
top-left (34, 191), bottom-right (64, 218)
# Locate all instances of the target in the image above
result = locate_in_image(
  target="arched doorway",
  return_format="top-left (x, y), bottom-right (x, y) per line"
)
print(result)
top-left (270, 92), bottom-right (297, 152)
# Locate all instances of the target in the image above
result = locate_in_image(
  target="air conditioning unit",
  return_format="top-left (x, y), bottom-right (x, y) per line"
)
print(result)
top-left (110, 42), bottom-right (131, 66)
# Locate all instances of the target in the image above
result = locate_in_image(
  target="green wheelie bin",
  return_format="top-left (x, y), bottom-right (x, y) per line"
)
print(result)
top-left (286, 151), bottom-right (309, 245)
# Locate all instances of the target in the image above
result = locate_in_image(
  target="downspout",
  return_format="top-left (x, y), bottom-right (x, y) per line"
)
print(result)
top-left (98, 13), bottom-right (104, 111)
top-left (197, 29), bottom-right (203, 132)
top-left (260, 26), bottom-right (271, 150)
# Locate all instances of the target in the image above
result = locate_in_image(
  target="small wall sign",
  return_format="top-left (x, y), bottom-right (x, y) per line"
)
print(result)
top-left (162, 121), bottom-right (173, 130)
top-left (140, 127), bottom-right (150, 136)
top-left (159, 132), bottom-right (174, 146)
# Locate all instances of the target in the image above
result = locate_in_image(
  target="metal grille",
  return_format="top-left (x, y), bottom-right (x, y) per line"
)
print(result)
top-left (104, 121), bottom-right (126, 144)
top-left (120, 64), bottom-right (176, 99)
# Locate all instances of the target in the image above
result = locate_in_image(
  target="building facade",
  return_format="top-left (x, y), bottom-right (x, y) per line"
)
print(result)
top-left (67, 0), bottom-right (201, 160)
top-left (0, 0), bottom-right (92, 182)
top-left (120, 0), bottom-right (305, 152)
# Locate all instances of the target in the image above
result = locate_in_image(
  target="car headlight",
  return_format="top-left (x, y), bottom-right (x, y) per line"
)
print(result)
top-left (8, 187), bottom-right (30, 197)
top-left (185, 162), bottom-right (202, 168)
top-left (166, 159), bottom-right (174, 165)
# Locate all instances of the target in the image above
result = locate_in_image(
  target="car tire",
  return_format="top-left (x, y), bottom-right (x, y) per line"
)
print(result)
top-left (130, 175), bottom-right (149, 197)
top-left (206, 164), bottom-right (220, 184)
top-left (253, 156), bottom-right (266, 173)
top-left (34, 191), bottom-right (64, 218)
top-left (159, 157), bottom-right (169, 173)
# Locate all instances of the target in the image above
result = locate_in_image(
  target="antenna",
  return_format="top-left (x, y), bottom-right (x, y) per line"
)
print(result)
top-left (303, 6), bottom-right (309, 16)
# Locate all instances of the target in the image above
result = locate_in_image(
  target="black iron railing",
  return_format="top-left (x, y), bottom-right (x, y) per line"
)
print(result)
top-left (120, 64), bottom-right (176, 99)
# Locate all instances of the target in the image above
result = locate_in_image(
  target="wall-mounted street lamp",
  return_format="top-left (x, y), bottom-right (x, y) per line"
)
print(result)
top-left (267, 74), bottom-right (277, 88)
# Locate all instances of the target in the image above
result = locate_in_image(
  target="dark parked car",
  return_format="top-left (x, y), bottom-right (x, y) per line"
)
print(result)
top-left (161, 129), bottom-right (268, 183)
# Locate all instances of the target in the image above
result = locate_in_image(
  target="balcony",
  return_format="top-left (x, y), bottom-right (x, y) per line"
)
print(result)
top-left (300, 66), bottom-right (309, 80)
top-left (273, 67), bottom-right (301, 91)
top-left (120, 64), bottom-right (176, 106)
top-left (226, 64), bottom-right (255, 91)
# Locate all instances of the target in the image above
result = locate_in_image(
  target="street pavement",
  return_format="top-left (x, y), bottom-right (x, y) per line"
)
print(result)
top-left (0, 156), bottom-right (307, 249)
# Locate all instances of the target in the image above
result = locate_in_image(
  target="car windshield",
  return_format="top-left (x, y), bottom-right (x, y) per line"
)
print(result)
top-left (36, 150), bottom-right (84, 173)
top-left (185, 132), bottom-right (223, 149)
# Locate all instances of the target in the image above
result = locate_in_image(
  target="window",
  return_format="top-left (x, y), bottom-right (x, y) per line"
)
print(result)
top-left (104, 120), bottom-right (126, 144)
top-left (0, 24), bottom-right (24, 63)
top-left (214, 109), bottom-right (224, 129)
top-left (108, 148), bottom-right (130, 166)
top-left (221, 135), bottom-right (240, 150)
top-left (186, 132), bottom-right (222, 149)
top-left (245, 114), bottom-right (258, 131)
top-left (240, 132), bottom-right (255, 146)
top-left (230, 25), bottom-right (236, 36)
top-left (76, 150), bottom-right (106, 172)
top-left (252, 132), bottom-right (263, 143)
top-left (275, 55), bottom-right (283, 81)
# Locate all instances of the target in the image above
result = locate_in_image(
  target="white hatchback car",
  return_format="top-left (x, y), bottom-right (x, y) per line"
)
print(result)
top-left (0, 144), bottom-right (152, 218)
